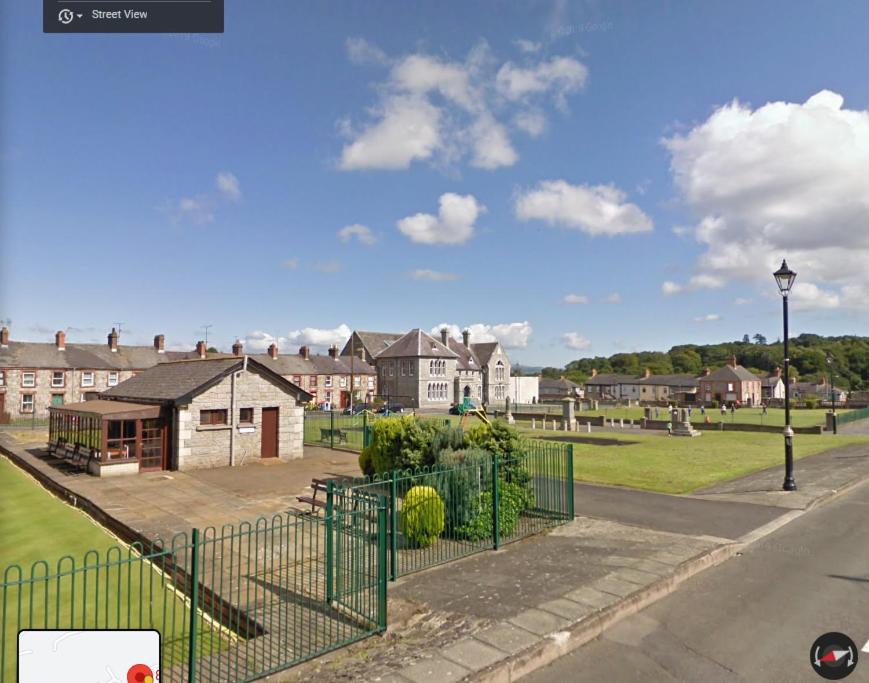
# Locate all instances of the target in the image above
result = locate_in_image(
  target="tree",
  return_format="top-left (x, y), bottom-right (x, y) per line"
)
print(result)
top-left (669, 347), bottom-right (703, 375)
top-left (753, 333), bottom-right (767, 345)
top-left (742, 334), bottom-right (751, 344)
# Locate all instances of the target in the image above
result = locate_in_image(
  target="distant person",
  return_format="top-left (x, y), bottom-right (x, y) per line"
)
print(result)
top-left (721, 404), bottom-right (727, 416)
top-left (762, 404), bottom-right (768, 416)
top-left (731, 404), bottom-right (736, 415)
top-left (687, 407), bottom-right (693, 418)
top-left (700, 405), bottom-right (705, 415)
top-left (667, 420), bottom-right (672, 435)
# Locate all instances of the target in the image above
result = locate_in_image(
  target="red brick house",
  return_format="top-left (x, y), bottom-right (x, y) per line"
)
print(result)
top-left (698, 356), bottom-right (762, 406)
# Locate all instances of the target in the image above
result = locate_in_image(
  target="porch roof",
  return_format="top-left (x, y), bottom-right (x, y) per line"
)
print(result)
top-left (49, 400), bottom-right (161, 420)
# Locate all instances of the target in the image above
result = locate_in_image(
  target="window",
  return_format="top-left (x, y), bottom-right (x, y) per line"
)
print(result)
top-left (22, 372), bottom-right (35, 387)
top-left (368, 376), bottom-right (375, 389)
top-left (239, 407), bottom-right (254, 423)
top-left (51, 394), bottom-right (64, 406)
top-left (495, 361), bottom-right (505, 382)
top-left (388, 361), bottom-right (394, 377)
top-left (325, 375), bottom-right (333, 388)
top-left (108, 371), bottom-right (119, 386)
top-left (81, 371), bottom-right (95, 387)
top-left (0, 370), bottom-right (4, 386)
top-left (292, 375), bottom-right (301, 385)
top-left (200, 409), bottom-right (228, 425)
top-left (727, 383), bottom-right (734, 392)
top-left (21, 394), bottom-right (34, 413)
top-left (339, 376), bottom-right (347, 388)
top-left (309, 375), bottom-right (318, 387)
top-left (325, 391), bottom-right (332, 402)
top-left (409, 362), bottom-right (414, 376)
top-left (400, 361), bottom-right (406, 376)
top-left (354, 376), bottom-right (361, 388)
top-left (51, 371), bottom-right (65, 388)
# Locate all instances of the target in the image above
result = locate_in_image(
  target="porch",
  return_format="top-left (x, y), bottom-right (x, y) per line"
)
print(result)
top-left (48, 400), bottom-right (169, 476)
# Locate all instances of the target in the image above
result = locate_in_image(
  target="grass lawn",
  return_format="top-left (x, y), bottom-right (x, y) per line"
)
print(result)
top-left (0, 457), bottom-right (231, 680)
top-left (517, 428), bottom-right (869, 494)
top-left (577, 406), bottom-right (840, 428)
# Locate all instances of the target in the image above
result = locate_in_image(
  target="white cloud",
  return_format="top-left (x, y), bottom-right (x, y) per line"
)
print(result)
top-left (514, 38), bottom-right (542, 54)
top-left (562, 332), bottom-right (591, 351)
top-left (431, 321), bottom-right (533, 349)
top-left (672, 225), bottom-right (691, 237)
top-left (562, 293), bottom-right (588, 304)
top-left (244, 330), bottom-right (286, 353)
top-left (734, 297), bottom-right (753, 305)
top-left (397, 193), bottom-right (484, 245)
top-left (663, 89), bottom-right (869, 311)
top-left (788, 282), bottom-right (840, 311)
top-left (346, 37), bottom-right (389, 66)
top-left (339, 42), bottom-right (587, 171)
top-left (515, 180), bottom-right (653, 235)
top-left (215, 171), bottom-right (241, 201)
top-left (605, 292), bottom-right (621, 304)
top-left (693, 313), bottom-right (721, 323)
top-left (281, 258), bottom-right (299, 269)
top-left (661, 281), bottom-right (683, 296)
top-left (287, 324), bottom-right (352, 350)
top-left (312, 260), bottom-right (342, 273)
top-left (410, 269), bottom-right (461, 281)
top-left (338, 223), bottom-right (378, 245)
top-left (662, 274), bottom-right (725, 295)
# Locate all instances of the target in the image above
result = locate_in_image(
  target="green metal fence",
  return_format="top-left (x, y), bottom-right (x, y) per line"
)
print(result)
top-left (2, 497), bottom-right (387, 683)
top-left (303, 411), bottom-right (371, 452)
top-left (337, 440), bottom-right (574, 580)
top-left (837, 406), bottom-right (869, 425)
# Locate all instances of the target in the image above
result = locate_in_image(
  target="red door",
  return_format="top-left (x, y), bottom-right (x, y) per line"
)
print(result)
top-left (0, 393), bottom-right (5, 417)
top-left (261, 407), bottom-right (279, 458)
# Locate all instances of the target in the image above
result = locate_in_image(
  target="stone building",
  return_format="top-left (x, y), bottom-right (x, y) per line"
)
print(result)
top-left (375, 328), bottom-right (458, 409)
top-left (445, 329), bottom-right (483, 403)
top-left (470, 340), bottom-right (511, 407)
top-left (340, 331), bottom-right (403, 364)
top-left (0, 326), bottom-right (224, 420)
top-left (698, 356), bottom-right (762, 406)
top-left (50, 356), bottom-right (312, 474)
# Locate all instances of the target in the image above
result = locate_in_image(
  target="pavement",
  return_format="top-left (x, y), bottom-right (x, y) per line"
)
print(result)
top-left (524, 477), bottom-right (869, 683)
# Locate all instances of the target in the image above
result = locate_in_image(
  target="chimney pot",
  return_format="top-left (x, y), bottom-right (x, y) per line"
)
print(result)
top-left (268, 343), bottom-right (278, 360)
top-left (55, 330), bottom-right (66, 350)
top-left (154, 334), bottom-right (165, 353)
top-left (644, 367), bottom-right (651, 378)
top-left (299, 345), bottom-right (310, 360)
top-left (730, 355), bottom-right (737, 368)
top-left (0, 326), bottom-right (8, 347)
top-left (196, 340), bottom-right (207, 359)
top-left (108, 328), bottom-right (119, 352)
top-left (440, 327), bottom-right (449, 345)
top-left (704, 367), bottom-right (711, 376)
top-left (232, 340), bottom-right (243, 356)
top-left (462, 329), bottom-right (470, 348)
top-left (591, 368), bottom-right (597, 377)
top-left (329, 345), bottom-right (338, 359)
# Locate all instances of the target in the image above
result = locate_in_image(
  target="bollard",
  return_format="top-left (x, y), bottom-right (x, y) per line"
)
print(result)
top-left (587, 422), bottom-right (592, 433)
top-left (619, 418), bottom-right (624, 428)
top-left (532, 418), bottom-right (536, 430)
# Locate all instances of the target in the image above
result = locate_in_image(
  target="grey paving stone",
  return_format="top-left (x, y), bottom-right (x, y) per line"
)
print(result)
top-left (614, 567), bottom-right (663, 586)
top-left (402, 655), bottom-right (470, 683)
top-left (474, 622), bottom-right (539, 655)
top-left (600, 554), bottom-right (640, 568)
top-left (509, 607), bottom-right (572, 635)
top-left (631, 558), bottom-right (673, 576)
top-left (563, 585), bottom-right (617, 609)
top-left (441, 637), bottom-right (506, 671)
top-left (592, 575), bottom-right (641, 598)
top-left (538, 597), bottom-right (594, 621)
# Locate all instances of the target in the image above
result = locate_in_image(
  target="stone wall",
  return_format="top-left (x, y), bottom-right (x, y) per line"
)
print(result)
top-left (175, 368), bottom-right (304, 470)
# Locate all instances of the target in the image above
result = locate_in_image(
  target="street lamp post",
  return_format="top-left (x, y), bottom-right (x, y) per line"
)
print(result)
top-left (774, 260), bottom-right (797, 491)
top-left (827, 354), bottom-right (837, 434)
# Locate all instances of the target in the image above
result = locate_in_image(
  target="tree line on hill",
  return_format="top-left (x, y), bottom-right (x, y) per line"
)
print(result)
top-left (522, 334), bottom-right (869, 390)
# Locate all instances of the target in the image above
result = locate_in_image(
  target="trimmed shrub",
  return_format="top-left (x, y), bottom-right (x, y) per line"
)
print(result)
top-left (456, 481), bottom-right (528, 541)
top-left (465, 421), bottom-right (530, 486)
top-left (363, 417), bottom-right (464, 474)
top-left (400, 486), bottom-right (445, 548)
top-left (358, 449), bottom-right (375, 477)
top-left (805, 398), bottom-right (818, 409)
top-left (435, 448), bottom-right (489, 533)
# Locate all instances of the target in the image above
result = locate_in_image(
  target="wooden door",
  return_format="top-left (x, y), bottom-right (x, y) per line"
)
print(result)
top-left (261, 407), bottom-right (279, 458)
top-left (0, 393), bottom-right (5, 416)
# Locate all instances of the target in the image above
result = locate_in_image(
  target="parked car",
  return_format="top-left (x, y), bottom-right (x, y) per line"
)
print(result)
top-left (343, 403), bottom-right (371, 415)
top-left (376, 403), bottom-right (405, 414)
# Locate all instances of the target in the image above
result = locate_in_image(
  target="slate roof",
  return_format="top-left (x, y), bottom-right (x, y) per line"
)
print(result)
top-left (0, 340), bottom-right (169, 370)
top-left (342, 331), bottom-right (403, 358)
top-left (252, 353), bottom-right (375, 376)
top-left (701, 364), bottom-right (761, 382)
top-left (102, 357), bottom-right (311, 404)
top-left (375, 329), bottom-right (458, 359)
top-left (447, 338), bottom-right (481, 371)
top-left (469, 342), bottom-right (500, 366)
top-left (636, 374), bottom-right (700, 388)
top-left (584, 373), bottom-right (637, 385)
top-left (762, 376), bottom-right (784, 387)
top-left (540, 377), bottom-right (581, 391)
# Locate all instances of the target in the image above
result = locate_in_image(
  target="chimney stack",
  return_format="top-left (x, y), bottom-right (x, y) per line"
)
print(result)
top-left (268, 343), bottom-right (278, 360)
top-left (820, 376), bottom-right (827, 386)
top-left (462, 329), bottom-right (470, 348)
top-left (790, 375), bottom-right (797, 385)
top-left (55, 330), bottom-right (66, 351)
top-left (729, 355), bottom-right (737, 368)
top-left (328, 345), bottom-right (338, 359)
top-left (704, 367), bottom-right (711, 376)
top-left (775, 366), bottom-right (782, 378)
top-left (108, 328), bottom-right (119, 352)
top-left (644, 367), bottom-right (651, 379)
top-left (357, 347), bottom-right (365, 361)
top-left (299, 345), bottom-right (310, 360)
top-left (154, 334), bottom-right (165, 353)
top-left (0, 326), bottom-right (8, 347)
top-left (196, 340), bottom-right (207, 359)
top-left (232, 340), bottom-right (243, 356)
top-left (591, 368), bottom-right (598, 377)
top-left (440, 327), bottom-right (449, 345)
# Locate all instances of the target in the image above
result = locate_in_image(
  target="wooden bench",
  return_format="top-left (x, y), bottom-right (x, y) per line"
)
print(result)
top-left (319, 428), bottom-right (348, 444)
top-left (296, 478), bottom-right (330, 513)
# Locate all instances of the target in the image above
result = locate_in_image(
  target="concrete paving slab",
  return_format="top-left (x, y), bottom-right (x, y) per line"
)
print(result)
top-left (474, 623), bottom-right (539, 655)
top-left (591, 575), bottom-right (642, 598)
top-left (441, 637), bottom-right (506, 670)
top-left (537, 597), bottom-right (594, 621)
top-left (508, 608), bottom-right (571, 636)
top-left (401, 655), bottom-right (469, 683)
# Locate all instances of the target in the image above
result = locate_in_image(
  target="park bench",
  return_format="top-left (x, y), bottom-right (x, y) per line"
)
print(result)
top-left (296, 478), bottom-right (330, 513)
top-left (320, 427), bottom-right (348, 444)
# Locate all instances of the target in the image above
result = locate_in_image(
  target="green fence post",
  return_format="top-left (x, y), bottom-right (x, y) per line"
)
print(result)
top-left (377, 495), bottom-right (388, 630)
top-left (362, 411), bottom-right (370, 448)
top-left (187, 528), bottom-right (200, 683)
top-left (492, 455), bottom-right (500, 550)
top-left (566, 444), bottom-right (575, 519)
top-left (330, 411), bottom-right (335, 450)
top-left (389, 471), bottom-right (398, 581)
top-left (326, 481), bottom-right (334, 603)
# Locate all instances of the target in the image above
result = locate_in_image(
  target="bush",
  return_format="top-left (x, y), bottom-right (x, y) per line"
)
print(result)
top-left (400, 486), bottom-right (445, 548)
top-left (358, 449), bottom-right (375, 477)
top-left (435, 448), bottom-right (489, 533)
top-left (805, 398), bottom-right (818, 409)
top-left (363, 417), bottom-right (464, 474)
top-left (465, 421), bottom-right (531, 486)
top-left (456, 481), bottom-right (529, 541)
top-left (709, 400), bottom-right (719, 409)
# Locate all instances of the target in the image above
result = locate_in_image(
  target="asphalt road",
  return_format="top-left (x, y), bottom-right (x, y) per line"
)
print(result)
top-left (528, 480), bottom-right (869, 683)
top-left (573, 482), bottom-right (786, 539)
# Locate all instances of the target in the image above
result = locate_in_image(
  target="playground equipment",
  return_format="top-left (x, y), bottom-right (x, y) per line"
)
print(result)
top-left (457, 397), bottom-right (491, 428)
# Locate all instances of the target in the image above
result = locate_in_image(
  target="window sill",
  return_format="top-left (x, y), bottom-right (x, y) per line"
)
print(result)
top-left (196, 424), bottom-right (231, 432)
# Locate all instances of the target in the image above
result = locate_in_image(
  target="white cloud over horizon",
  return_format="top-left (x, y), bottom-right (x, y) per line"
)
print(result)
top-left (244, 324), bottom-right (353, 354)
top-left (431, 321), bottom-right (533, 349)
top-left (562, 332), bottom-right (591, 351)
top-left (514, 180), bottom-right (653, 235)
top-left (397, 193), bottom-right (484, 245)
top-left (693, 313), bottom-right (721, 323)
top-left (663, 89), bottom-right (869, 311)
top-left (562, 293), bottom-right (588, 304)
top-left (410, 269), bottom-right (462, 281)
top-left (338, 223), bottom-right (378, 245)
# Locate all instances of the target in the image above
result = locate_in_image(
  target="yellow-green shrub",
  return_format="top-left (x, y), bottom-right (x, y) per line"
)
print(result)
top-left (400, 486), bottom-right (445, 548)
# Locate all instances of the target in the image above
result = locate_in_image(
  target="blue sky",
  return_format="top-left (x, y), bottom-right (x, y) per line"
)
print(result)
top-left (2, 1), bottom-right (869, 366)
